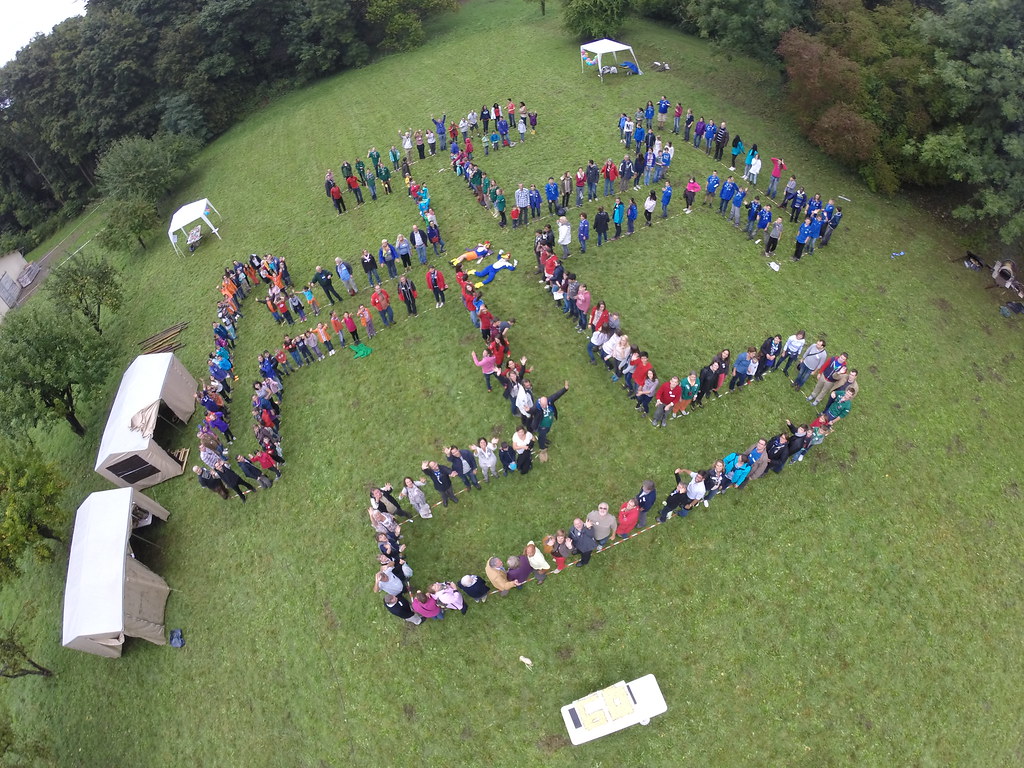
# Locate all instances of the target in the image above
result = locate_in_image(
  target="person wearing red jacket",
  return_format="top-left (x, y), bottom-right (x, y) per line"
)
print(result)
top-left (616, 498), bottom-right (640, 538)
top-left (346, 175), bottom-right (363, 205)
top-left (652, 376), bottom-right (681, 427)
top-left (370, 285), bottom-right (393, 327)
top-left (628, 352), bottom-right (652, 397)
top-left (250, 450), bottom-right (281, 478)
top-left (588, 301), bottom-right (609, 331)
top-left (425, 266), bottom-right (447, 308)
top-left (477, 305), bottom-right (494, 342)
top-left (601, 159), bottom-right (619, 197)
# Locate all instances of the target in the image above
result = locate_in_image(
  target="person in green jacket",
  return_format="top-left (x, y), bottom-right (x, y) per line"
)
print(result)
top-left (378, 164), bottom-right (392, 195)
top-left (481, 174), bottom-right (492, 208)
top-left (355, 159), bottom-right (367, 185)
top-left (368, 147), bottom-right (381, 171)
top-left (674, 371), bottom-right (700, 417)
top-left (340, 160), bottom-right (353, 179)
top-left (816, 390), bottom-right (853, 427)
top-left (494, 189), bottom-right (507, 228)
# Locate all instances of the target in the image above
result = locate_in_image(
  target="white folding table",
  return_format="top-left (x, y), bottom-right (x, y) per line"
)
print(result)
top-left (561, 674), bottom-right (667, 745)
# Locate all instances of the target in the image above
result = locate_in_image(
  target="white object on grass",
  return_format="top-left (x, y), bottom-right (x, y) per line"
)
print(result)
top-left (561, 674), bottom-right (667, 745)
top-left (519, 656), bottom-right (534, 669)
top-left (769, 261), bottom-right (780, 272)
top-left (838, 195), bottom-right (851, 201)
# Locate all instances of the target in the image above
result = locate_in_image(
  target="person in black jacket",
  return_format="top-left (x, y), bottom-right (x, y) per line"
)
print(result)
top-left (766, 434), bottom-right (790, 474)
top-left (527, 382), bottom-right (570, 452)
top-left (692, 361), bottom-right (720, 409)
top-left (446, 446), bottom-right (481, 490)
top-left (214, 460), bottom-right (257, 502)
top-left (422, 460), bottom-right (460, 506)
top-left (594, 207), bottom-right (611, 247)
top-left (383, 594), bottom-right (422, 625)
top-left (397, 275), bottom-right (418, 316)
top-left (236, 455), bottom-right (272, 489)
top-left (658, 470), bottom-right (693, 522)
top-left (193, 465), bottom-right (229, 499)
top-left (568, 518), bottom-right (598, 567)
top-left (785, 420), bottom-right (810, 463)
top-left (758, 335), bottom-right (782, 379)
top-left (313, 266), bottom-right (344, 305)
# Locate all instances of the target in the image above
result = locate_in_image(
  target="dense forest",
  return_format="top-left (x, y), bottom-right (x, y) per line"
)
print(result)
top-left (0, 0), bottom-right (456, 252)
top-left (1, 0), bottom-right (1021, 251)
top-left (637, 0), bottom-right (1023, 246)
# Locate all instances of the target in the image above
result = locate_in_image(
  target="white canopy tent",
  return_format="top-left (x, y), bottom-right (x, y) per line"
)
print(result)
top-left (580, 39), bottom-right (642, 80)
top-left (167, 198), bottom-right (221, 255)
top-left (63, 488), bottom-right (172, 658)
top-left (95, 353), bottom-right (197, 489)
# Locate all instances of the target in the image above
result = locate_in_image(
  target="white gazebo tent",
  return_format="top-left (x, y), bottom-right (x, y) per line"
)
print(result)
top-left (167, 198), bottom-right (221, 255)
top-left (62, 488), bottom-right (172, 658)
top-left (95, 353), bottom-right (198, 489)
top-left (580, 38), bottom-right (642, 80)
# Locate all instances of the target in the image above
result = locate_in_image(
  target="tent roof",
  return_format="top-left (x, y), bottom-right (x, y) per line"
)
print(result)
top-left (95, 353), bottom-right (195, 470)
top-left (62, 489), bottom-right (134, 645)
top-left (167, 198), bottom-right (213, 237)
top-left (580, 38), bottom-right (634, 55)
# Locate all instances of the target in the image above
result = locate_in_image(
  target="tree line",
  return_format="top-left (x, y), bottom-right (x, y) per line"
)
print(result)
top-left (0, 0), bottom-right (458, 254)
top-left (563, 0), bottom-right (1023, 247)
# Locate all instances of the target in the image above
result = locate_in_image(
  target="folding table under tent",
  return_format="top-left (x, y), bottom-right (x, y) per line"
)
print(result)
top-left (580, 39), bottom-right (642, 79)
top-left (62, 488), bottom-right (172, 658)
top-left (167, 198), bottom-right (222, 255)
top-left (95, 352), bottom-right (198, 489)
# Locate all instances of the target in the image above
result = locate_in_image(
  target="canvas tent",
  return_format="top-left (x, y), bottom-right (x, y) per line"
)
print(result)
top-left (62, 488), bottom-right (172, 658)
top-left (580, 39), bottom-right (642, 80)
top-left (95, 353), bottom-right (197, 489)
top-left (167, 198), bottom-right (221, 255)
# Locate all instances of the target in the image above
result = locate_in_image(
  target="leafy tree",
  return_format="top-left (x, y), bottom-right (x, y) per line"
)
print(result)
top-left (95, 133), bottom-right (200, 205)
top-left (45, 252), bottom-right (124, 334)
top-left (0, 442), bottom-right (67, 583)
top-left (97, 197), bottom-right (161, 252)
top-left (0, 304), bottom-right (115, 437)
top-left (562, 0), bottom-right (633, 40)
top-left (915, 0), bottom-right (1024, 245)
top-left (0, 620), bottom-right (54, 680)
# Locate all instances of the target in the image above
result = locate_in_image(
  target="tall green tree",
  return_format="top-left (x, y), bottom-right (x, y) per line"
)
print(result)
top-left (0, 304), bottom-right (115, 437)
top-left (915, 0), bottom-right (1024, 245)
top-left (45, 252), bottom-right (124, 334)
top-left (0, 442), bottom-right (67, 583)
top-left (95, 133), bottom-right (200, 205)
top-left (97, 197), bottom-right (161, 252)
top-left (563, 0), bottom-right (633, 40)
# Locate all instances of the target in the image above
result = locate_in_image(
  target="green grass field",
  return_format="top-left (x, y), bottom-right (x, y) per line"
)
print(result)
top-left (4, 1), bottom-right (1024, 764)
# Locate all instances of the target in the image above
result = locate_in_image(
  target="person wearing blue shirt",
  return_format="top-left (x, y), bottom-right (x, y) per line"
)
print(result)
top-left (820, 206), bottom-right (843, 246)
top-left (789, 188), bottom-right (807, 223)
top-left (657, 97), bottom-right (671, 131)
top-left (626, 198), bottom-right (638, 235)
top-left (659, 148), bottom-right (671, 182)
top-left (661, 181), bottom-right (673, 218)
top-left (703, 172), bottom-right (720, 206)
top-left (618, 113), bottom-right (628, 140)
top-left (704, 122), bottom-right (717, 155)
top-left (432, 114), bottom-right (447, 151)
top-left (718, 177), bottom-right (736, 215)
top-left (753, 205), bottom-right (773, 241)
top-left (644, 102), bottom-right (655, 129)
top-left (744, 196), bottom-right (762, 237)
top-left (529, 185), bottom-right (542, 219)
top-left (730, 187), bottom-right (747, 228)
top-left (806, 212), bottom-right (825, 254)
top-left (806, 193), bottom-right (823, 217)
top-left (578, 213), bottom-right (590, 253)
top-left (545, 178), bottom-right (560, 215)
top-left (633, 123), bottom-right (645, 148)
top-left (612, 199), bottom-right (625, 239)
top-left (644, 149), bottom-right (656, 186)
top-left (792, 218), bottom-right (813, 261)
top-left (379, 240), bottom-right (399, 279)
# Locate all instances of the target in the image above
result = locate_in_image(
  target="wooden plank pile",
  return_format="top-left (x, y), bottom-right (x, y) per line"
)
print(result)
top-left (139, 322), bottom-right (189, 354)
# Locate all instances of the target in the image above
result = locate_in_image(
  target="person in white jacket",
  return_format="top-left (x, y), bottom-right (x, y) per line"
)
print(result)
top-left (746, 153), bottom-right (762, 185)
top-left (556, 216), bottom-right (571, 258)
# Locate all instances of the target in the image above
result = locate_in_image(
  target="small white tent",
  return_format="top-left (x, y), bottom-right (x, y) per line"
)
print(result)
top-left (95, 353), bottom-right (197, 489)
top-left (580, 39), bottom-right (642, 80)
top-left (167, 198), bottom-right (221, 255)
top-left (62, 488), bottom-right (172, 658)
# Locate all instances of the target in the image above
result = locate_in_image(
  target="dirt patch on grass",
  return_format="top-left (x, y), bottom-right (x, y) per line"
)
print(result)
top-left (980, 324), bottom-right (993, 336)
top-left (536, 733), bottom-right (570, 754)
top-left (587, 619), bottom-right (605, 632)
top-left (460, 726), bottom-right (473, 741)
top-left (934, 298), bottom-right (954, 314)
top-left (974, 370), bottom-right (986, 382)
top-left (403, 704), bottom-right (416, 721)
top-left (323, 601), bottom-right (340, 631)
top-left (404, 335), bottom-right (424, 348)
top-left (868, 365), bottom-right (879, 376)
top-left (946, 434), bottom-right (966, 455)
top-left (876, 285), bottom-right (887, 295)
top-left (556, 646), bottom-right (574, 661)
top-left (664, 275), bottom-right (682, 294)
top-left (1004, 482), bottom-right (1021, 499)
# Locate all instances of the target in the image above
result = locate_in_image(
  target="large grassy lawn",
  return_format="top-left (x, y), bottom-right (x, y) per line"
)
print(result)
top-left (3, 1), bottom-right (1023, 764)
